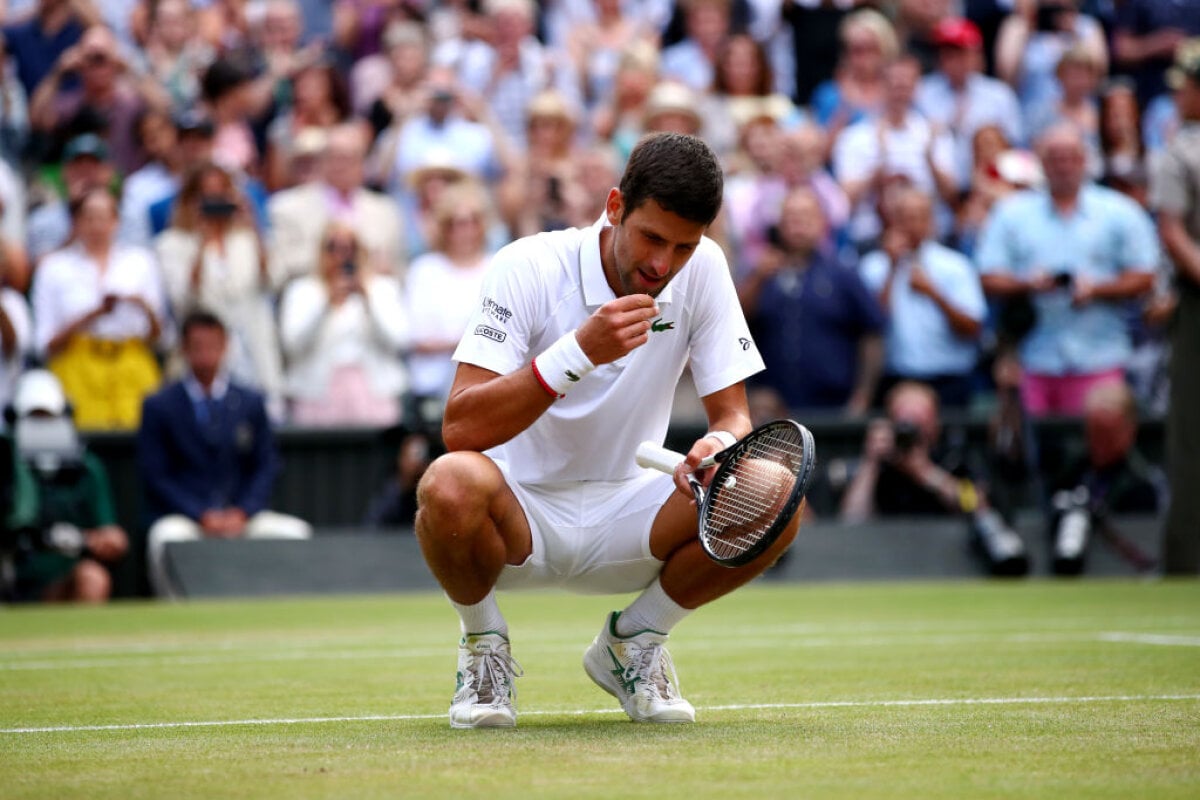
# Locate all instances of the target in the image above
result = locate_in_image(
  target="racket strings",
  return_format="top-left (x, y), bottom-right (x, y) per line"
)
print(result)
top-left (702, 430), bottom-right (806, 559)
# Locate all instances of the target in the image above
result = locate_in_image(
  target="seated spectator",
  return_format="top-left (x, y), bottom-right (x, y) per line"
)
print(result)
top-left (198, 57), bottom-right (262, 177)
top-left (394, 146), bottom-right (470, 262)
top-left (27, 133), bottom-right (116, 265)
top-left (31, 188), bottom-right (166, 430)
top-left (358, 20), bottom-right (431, 136)
top-left (497, 89), bottom-right (585, 238)
top-left (833, 54), bottom-right (959, 252)
top-left (590, 39), bottom-right (661, 164)
top-left (5, 369), bottom-right (128, 602)
top-left (659, 0), bottom-right (731, 95)
top-left (860, 187), bottom-right (986, 409)
top-left (975, 123), bottom-right (1158, 416)
top-left (0, 254), bottom-right (31, 415)
top-left (2, 0), bottom-right (95, 101)
top-left (405, 181), bottom-right (496, 408)
top-left (726, 123), bottom-right (848, 278)
top-left (139, 310), bottom-right (311, 599)
top-left (375, 67), bottom-right (509, 201)
top-left (1098, 78), bottom-right (1145, 183)
top-left (1046, 381), bottom-right (1164, 574)
top-left (995, 0), bottom-right (1108, 116)
top-left (138, 0), bottom-right (213, 111)
top-left (444, 0), bottom-right (582, 150)
top-left (811, 9), bottom-right (896, 139)
top-left (702, 33), bottom-right (803, 162)
top-left (915, 17), bottom-right (1024, 187)
top-left (279, 221), bottom-right (409, 427)
top-left (1111, 0), bottom-right (1200, 109)
top-left (0, 31), bottom-right (30, 172)
top-left (117, 106), bottom-right (179, 248)
top-left (737, 185), bottom-right (884, 416)
top-left (1025, 44), bottom-right (1103, 177)
top-left (263, 61), bottom-right (351, 192)
top-left (840, 380), bottom-right (1029, 574)
top-left (563, 0), bottom-right (658, 114)
top-left (954, 128), bottom-right (1045, 256)
top-left (155, 161), bottom-right (284, 418)
top-left (641, 80), bottom-right (703, 138)
top-left (270, 121), bottom-right (406, 284)
top-left (28, 24), bottom-right (170, 175)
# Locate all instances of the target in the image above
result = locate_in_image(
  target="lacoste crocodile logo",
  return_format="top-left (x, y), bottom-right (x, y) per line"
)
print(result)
top-left (651, 318), bottom-right (675, 333)
top-left (565, 370), bottom-right (580, 382)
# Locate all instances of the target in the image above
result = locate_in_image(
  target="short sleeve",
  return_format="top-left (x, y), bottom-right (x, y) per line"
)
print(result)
top-left (451, 245), bottom-right (542, 377)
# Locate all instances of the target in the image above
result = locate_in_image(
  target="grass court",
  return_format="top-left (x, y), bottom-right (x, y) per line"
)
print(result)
top-left (2, 580), bottom-right (1198, 799)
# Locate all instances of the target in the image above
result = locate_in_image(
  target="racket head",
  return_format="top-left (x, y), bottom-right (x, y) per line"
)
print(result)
top-left (698, 419), bottom-right (816, 567)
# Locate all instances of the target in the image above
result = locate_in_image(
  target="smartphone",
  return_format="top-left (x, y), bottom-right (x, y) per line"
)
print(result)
top-left (199, 196), bottom-right (238, 219)
top-left (340, 258), bottom-right (357, 277)
top-left (1053, 272), bottom-right (1073, 289)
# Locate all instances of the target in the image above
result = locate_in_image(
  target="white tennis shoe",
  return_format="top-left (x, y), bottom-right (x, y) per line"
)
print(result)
top-left (583, 611), bottom-right (695, 724)
top-left (449, 631), bottom-right (523, 729)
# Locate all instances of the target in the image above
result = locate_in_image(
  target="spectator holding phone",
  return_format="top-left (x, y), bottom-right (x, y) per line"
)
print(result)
top-left (278, 221), bottom-right (409, 427)
top-left (31, 187), bottom-right (166, 430)
top-left (975, 123), bottom-right (1157, 416)
top-left (155, 161), bottom-right (284, 419)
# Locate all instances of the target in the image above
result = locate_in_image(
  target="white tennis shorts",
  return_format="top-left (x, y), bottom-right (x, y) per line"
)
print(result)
top-left (492, 458), bottom-right (678, 595)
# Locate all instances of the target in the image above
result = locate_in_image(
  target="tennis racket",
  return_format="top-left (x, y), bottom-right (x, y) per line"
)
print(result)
top-left (636, 419), bottom-right (817, 567)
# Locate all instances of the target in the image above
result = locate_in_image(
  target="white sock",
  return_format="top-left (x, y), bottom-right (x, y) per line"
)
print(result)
top-left (616, 578), bottom-right (692, 637)
top-left (449, 591), bottom-right (508, 636)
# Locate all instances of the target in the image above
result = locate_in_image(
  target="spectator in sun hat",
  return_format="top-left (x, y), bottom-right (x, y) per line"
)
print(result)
top-left (642, 80), bottom-right (703, 137)
top-left (916, 17), bottom-right (1024, 189)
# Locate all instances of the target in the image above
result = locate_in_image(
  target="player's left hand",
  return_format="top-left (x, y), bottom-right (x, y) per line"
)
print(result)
top-left (674, 436), bottom-right (724, 500)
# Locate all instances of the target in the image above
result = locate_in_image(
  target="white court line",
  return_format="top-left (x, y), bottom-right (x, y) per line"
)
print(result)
top-left (3, 694), bottom-right (1198, 735)
top-left (1098, 632), bottom-right (1200, 647)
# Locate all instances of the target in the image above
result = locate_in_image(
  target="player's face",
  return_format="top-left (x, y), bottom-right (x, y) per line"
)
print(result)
top-left (603, 189), bottom-right (707, 298)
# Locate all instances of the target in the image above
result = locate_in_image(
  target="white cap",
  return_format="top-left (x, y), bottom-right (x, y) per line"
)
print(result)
top-left (11, 369), bottom-right (68, 417)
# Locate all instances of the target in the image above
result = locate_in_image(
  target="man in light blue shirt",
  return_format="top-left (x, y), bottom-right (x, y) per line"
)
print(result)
top-left (861, 187), bottom-right (985, 408)
top-left (975, 123), bottom-right (1157, 416)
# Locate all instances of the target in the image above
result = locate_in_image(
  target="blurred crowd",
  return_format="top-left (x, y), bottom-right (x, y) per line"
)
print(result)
top-left (1, 0), bottom-right (1199, 598)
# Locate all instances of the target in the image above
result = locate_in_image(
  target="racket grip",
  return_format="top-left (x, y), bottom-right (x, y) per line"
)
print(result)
top-left (636, 442), bottom-right (686, 474)
top-left (636, 442), bottom-right (717, 474)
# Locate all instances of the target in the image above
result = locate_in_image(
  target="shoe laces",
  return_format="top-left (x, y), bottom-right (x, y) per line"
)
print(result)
top-left (623, 640), bottom-right (681, 701)
top-left (461, 644), bottom-right (524, 707)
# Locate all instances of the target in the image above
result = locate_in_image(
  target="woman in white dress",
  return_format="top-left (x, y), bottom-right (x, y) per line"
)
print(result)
top-left (279, 221), bottom-right (409, 427)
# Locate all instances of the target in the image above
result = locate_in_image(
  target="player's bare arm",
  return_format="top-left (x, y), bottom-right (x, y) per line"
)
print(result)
top-left (442, 295), bottom-right (661, 453)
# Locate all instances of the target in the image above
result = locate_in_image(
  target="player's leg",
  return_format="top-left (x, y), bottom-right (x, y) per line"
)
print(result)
top-left (414, 451), bottom-right (532, 729)
top-left (583, 490), bottom-right (802, 723)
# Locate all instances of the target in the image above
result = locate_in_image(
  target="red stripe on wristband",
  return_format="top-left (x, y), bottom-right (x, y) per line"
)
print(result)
top-left (531, 358), bottom-right (564, 399)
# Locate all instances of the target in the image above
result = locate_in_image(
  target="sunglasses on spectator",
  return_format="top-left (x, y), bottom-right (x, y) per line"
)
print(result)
top-left (324, 239), bottom-right (357, 252)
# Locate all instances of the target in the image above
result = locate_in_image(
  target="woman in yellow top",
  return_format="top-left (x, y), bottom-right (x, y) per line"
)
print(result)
top-left (30, 188), bottom-right (167, 430)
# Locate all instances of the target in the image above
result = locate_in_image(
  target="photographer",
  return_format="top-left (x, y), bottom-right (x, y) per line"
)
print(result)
top-left (840, 380), bottom-right (1028, 574)
top-left (278, 221), bottom-right (409, 426)
top-left (3, 369), bottom-right (127, 603)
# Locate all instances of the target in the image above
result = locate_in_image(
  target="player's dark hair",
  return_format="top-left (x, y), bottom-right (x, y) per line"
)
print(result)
top-left (619, 132), bottom-right (724, 226)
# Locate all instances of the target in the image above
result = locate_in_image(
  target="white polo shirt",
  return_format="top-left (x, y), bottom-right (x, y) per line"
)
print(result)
top-left (453, 218), bottom-right (764, 485)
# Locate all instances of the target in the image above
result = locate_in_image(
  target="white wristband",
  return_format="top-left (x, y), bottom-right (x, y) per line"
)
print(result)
top-left (706, 430), bottom-right (738, 450)
top-left (532, 330), bottom-right (596, 398)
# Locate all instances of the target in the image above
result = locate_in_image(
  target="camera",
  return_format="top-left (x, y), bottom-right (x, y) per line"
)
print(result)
top-left (970, 508), bottom-right (1029, 576)
top-left (892, 421), bottom-right (921, 454)
top-left (1050, 486), bottom-right (1091, 575)
top-left (199, 195), bottom-right (238, 220)
top-left (1052, 271), bottom-right (1073, 289)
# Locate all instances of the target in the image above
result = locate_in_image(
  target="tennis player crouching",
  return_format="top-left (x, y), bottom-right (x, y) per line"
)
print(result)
top-left (415, 132), bottom-right (804, 728)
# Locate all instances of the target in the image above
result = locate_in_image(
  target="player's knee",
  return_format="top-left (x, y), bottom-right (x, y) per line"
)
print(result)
top-left (416, 452), bottom-right (498, 527)
top-left (72, 560), bottom-right (112, 603)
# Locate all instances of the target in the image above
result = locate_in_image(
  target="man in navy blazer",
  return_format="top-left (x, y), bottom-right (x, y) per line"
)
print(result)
top-left (138, 309), bottom-right (310, 597)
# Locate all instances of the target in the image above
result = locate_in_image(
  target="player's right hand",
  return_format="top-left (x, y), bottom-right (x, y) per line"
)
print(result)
top-left (575, 294), bottom-right (659, 365)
